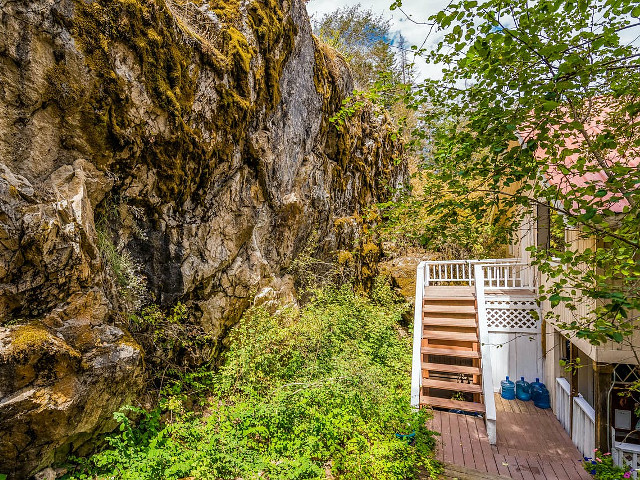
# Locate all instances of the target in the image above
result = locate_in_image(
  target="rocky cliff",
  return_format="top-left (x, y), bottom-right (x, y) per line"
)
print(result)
top-left (0, 0), bottom-right (406, 476)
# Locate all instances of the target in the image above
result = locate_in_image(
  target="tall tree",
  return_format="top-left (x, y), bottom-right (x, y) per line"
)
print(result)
top-left (397, 0), bottom-right (640, 351)
top-left (313, 4), bottom-right (401, 90)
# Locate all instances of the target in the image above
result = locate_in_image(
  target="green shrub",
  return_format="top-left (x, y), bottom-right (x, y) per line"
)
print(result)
top-left (583, 450), bottom-right (633, 479)
top-left (62, 281), bottom-right (440, 479)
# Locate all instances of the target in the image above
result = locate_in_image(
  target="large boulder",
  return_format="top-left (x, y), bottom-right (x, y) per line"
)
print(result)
top-left (0, 0), bottom-right (406, 476)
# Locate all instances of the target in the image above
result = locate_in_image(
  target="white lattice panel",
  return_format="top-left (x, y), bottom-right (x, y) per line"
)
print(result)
top-left (485, 296), bottom-right (540, 332)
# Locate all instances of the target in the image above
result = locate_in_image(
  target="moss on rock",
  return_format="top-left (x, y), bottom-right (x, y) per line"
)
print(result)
top-left (7, 324), bottom-right (81, 359)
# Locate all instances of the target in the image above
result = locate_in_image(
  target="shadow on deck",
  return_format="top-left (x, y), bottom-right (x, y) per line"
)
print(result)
top-left (427, 394), bottom-right (592, 480)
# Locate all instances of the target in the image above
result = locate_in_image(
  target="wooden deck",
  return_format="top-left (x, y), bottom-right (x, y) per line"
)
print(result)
top-left (427, 394), bottom-right (592, 479)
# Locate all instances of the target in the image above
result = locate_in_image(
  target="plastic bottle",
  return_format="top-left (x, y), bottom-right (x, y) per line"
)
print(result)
top-left (530, 378), bottom-right (545, 401)
top-left (516, 377), bottom-right (531, 401)
top-left (500, 376), bottom-right (516, 400)
top-left (533, 386), bottom-right (551, 409)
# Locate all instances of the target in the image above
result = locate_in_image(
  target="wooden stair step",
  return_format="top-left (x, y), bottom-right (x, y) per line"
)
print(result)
top-left (424, 286), bottom-right (474, 297)
top-left (423, 296), bottom-right (476, 302)
top-left (422, 378), bottom-right (482, 393)
top-left (424, 330), bottom-right (478, 342)
top-left (422, 362), bottom-right (481, 375)
top-left (423, 304), bottom-right (477, 314)
top-left (421, 346), bottom-right (480, 358)
top-left (421, 395), bottom-right (485, 413)
top-left (422, 317), bottom-right (477, 327)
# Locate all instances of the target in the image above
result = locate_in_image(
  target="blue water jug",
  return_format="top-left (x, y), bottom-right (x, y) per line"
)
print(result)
top-left (501, 376), bottom-right (515, 400)
top-left (529, 378), bottom-right (547, 400)
top-left (533, 386), bottom-right (551, 409)
top-left (530, 378), bottom-right (545, 401)
top-left (516, 377), bottom-right (531, 401)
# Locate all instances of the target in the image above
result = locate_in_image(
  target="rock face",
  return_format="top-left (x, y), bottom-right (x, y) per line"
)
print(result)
top-left (0, 0), bottom-right (406, 476)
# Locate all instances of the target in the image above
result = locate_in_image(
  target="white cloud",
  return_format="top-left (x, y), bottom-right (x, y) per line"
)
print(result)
top-left (305, 0), bottom-right (451, 80)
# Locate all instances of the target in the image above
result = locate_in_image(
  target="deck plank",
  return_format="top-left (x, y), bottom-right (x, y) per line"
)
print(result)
top-left (493, 451), bottom-right (514, 478)
top-left (503, 454), bottom-right (526, 480)
top-left (524, 456), bottom-right (548, 480)
top-left (475, 418), bottom-right (500, 476)
top-left (432, 393), bottom-right (590, 480)
top-left (549, 461), bottom-right (572, 480)
top-left (448, 410), bottom-right (465, 467)
top-left (465, 415), bottom-right (488, 474)
top-left (537, 456), bottom-right (561, 480)
top-left (456, 414), bottom-right (476, 471)
top-left (440, 411), bottom-right (454, 465)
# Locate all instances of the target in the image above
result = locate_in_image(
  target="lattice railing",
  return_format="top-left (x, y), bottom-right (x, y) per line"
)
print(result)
top-left (485, 296), bottom-right (540, 332)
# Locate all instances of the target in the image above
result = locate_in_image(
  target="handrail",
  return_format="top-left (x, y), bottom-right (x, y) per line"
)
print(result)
top-left (556, 377), bottom-right (571, 395)
top-left (422, 259), bottom-right (521, 264)
top-left (556, 377), bottom-right (572, 434)
top-left (474, 263), bottom-right (497, 445)
top-left (572, 394), bottom-right (596, 456)
top-left (411, 262), bottom-right (426, 409)
top-left (423, 258), bottom-right (527, 287)
top-left (483, 262), bottom-right (535, 289)
top-left (574, 395), bottom-right (595, 423)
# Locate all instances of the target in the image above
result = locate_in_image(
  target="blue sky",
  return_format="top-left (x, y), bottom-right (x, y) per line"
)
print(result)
top-left (305, 0), bottom-right (451, 80)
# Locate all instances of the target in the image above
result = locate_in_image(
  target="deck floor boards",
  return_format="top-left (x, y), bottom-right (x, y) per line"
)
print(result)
top-left (429, 395), bottom-right (587, 479)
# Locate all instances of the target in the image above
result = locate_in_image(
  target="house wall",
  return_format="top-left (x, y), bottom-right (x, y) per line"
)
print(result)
top-left (489, 331), bottom-right (543, 390)
top-left (515, 215), bottom-right (639, 369)
top-left (512, 211), bottom-right (638, 426)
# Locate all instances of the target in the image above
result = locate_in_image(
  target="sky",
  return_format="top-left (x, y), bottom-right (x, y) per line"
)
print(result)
top-left (305, 0), bottom-right (452, 80)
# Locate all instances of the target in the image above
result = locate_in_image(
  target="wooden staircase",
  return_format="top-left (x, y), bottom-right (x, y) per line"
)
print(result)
top-left (420, 286), bottom-right (485, 414)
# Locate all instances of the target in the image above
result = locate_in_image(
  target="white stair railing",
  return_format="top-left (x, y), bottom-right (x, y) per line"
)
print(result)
top-left (572, 394), bottom-right (595, 457)
top-left (474, 263), bottom-right (497, 444)
top-left (411, 262), bottom-right (426, 409)
top-left (425, 260), bottom-right (473, 285)
top-left (423, 259), bottom-right (522, 287)
top-left (556, 377), bottom-right (572, 433)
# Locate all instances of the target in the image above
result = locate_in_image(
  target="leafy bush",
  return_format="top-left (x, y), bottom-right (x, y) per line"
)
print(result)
top-left (62, 281), bottom-right (440, 479)
top-left (583, 450), bottom-right (633, 479)
top-left (128, 302), bottom-right (216, 375)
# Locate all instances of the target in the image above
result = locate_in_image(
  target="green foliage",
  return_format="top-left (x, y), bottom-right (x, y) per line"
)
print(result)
top-left (402, 0), bottom-right (640, 348)
top-left (313, 5), bottom-right (412, 91)
top-left (61, 282), bottom-right (440, 479)
top-left (96, 227), bottom-right (147, 310)
top-left (583, 450), bottom-right (632, 479)
top-left (373, 177), bottom-right (511, 258)
top-left (128, 302), bottom-right (215, 375)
